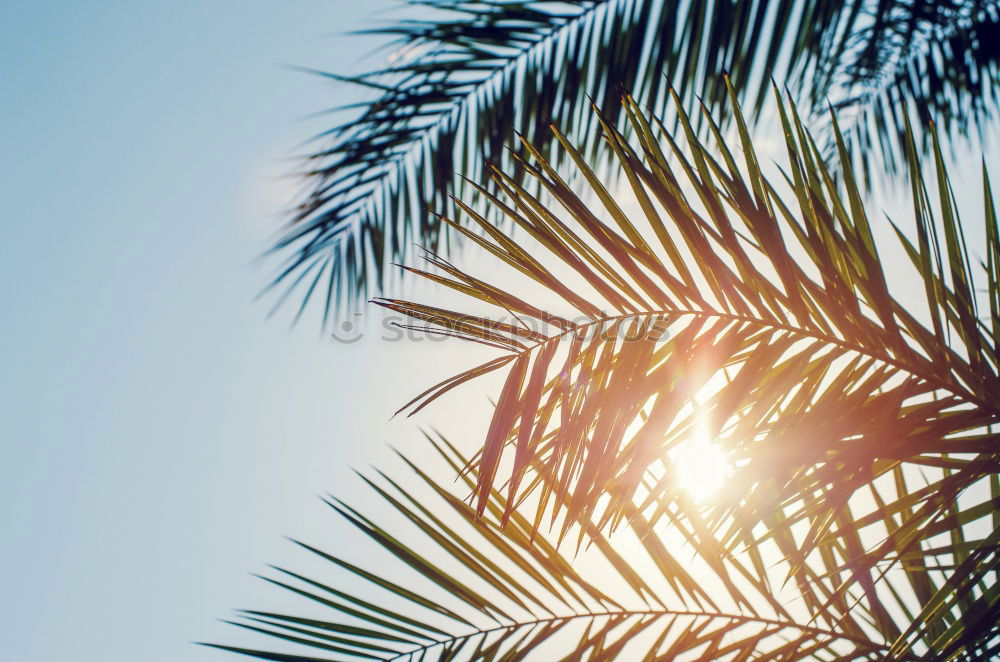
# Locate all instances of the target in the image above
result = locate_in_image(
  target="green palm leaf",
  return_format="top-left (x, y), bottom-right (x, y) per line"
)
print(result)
top-left (371, 85), bottom-right (1000, 656)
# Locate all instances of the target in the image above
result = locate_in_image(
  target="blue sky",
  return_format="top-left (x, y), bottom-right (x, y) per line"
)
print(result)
top-left (0, 1), bottom-right (468, 660)
top-left (2, 2), bottom-right (998, 661)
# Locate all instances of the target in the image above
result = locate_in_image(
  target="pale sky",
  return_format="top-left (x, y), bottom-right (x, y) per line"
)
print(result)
top-left (0, 2), bottom-right (469, 660)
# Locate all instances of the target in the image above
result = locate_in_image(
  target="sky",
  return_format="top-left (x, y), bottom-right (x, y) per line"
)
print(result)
top-left (0, 1), bottom-right (488, 660)
top-left (1, 2), bottom-right (998, 662)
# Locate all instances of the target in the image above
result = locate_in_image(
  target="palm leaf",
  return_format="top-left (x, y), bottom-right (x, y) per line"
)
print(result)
top-left (374, 85), bottom-right (1000, 656)
top-left (269, 0), bottom-right (999, 319)
top-left (209, 433), bottom-right (905, 661)
top-left (819, 0), bottom-right (1000, 188)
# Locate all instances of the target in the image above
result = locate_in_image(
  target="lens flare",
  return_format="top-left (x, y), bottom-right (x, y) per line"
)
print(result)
top-left (674, 433), bottom-right (729, 502)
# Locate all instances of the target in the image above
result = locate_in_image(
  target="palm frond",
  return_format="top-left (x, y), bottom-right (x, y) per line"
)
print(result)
top-left (819, 0), bottom-right (1000, 188)
top-left (210, 434), bottom-right (906, 661)
top-left (263, 2), bottom-right (828, 317)
top-left (276, 0), bottom-right (803, 318)
top-left (271, 0), bottom-right (1000, 319)
top-left (375, 85), bottom-right (1000, 656)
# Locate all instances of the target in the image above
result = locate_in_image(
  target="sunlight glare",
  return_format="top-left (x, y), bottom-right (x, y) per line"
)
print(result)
top-left (674, 432), bottom-right (729, 502)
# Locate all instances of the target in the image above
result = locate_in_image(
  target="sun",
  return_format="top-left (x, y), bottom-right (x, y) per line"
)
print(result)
top-left (673, 435), bottom-right (730, 502)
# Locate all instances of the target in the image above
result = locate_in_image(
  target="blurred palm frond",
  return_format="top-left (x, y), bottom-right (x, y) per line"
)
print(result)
top-left (270, 0), bottom-right (1000, 319)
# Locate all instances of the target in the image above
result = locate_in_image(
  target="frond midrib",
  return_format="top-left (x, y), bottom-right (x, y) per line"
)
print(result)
top-left (508, 306), bottom-right (999, 416)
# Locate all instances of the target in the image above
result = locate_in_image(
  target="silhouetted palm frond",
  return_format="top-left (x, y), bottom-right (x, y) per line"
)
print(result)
top-left (368, 85), bottom-right (1000, 656)
top-left (270, 0), bottom-right (1000, 320)
top-left (821, 0), bottom-right (1000, 187)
